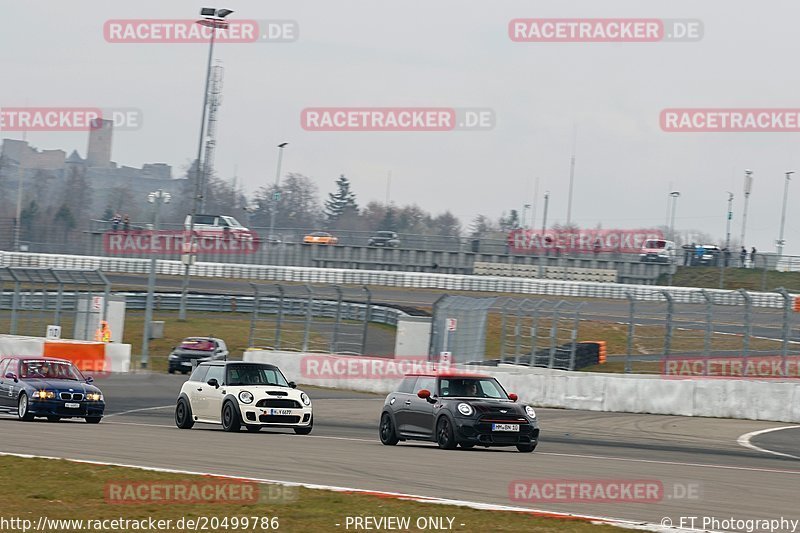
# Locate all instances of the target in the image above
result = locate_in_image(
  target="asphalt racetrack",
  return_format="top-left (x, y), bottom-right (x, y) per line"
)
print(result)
top-left (2, 373), bottom-right (799, 530)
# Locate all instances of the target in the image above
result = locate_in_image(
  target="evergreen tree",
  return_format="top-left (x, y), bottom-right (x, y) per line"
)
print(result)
top-left (324, 174), bottom-right (358, 222)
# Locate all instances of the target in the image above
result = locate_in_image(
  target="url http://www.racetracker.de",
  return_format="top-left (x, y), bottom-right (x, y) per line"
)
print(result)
top-left (0, 515), bottom-right (281, 532)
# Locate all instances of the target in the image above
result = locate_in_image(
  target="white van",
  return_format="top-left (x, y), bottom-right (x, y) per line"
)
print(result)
top-left (184, 214), bottom-right (252, 239)
top-left (639, 239), bottom-right (676, 263)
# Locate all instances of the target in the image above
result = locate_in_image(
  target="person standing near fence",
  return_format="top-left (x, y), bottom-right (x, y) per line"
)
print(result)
top-left (740, 246), bottom-right (747, 267)
top-left (750, 246), bottom-right (757, 268)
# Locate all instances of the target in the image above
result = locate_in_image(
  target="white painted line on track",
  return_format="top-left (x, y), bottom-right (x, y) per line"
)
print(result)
top-left (737, 426), bottom-right (800, 460)
top-left (0, 450), bottom-right (710, 533)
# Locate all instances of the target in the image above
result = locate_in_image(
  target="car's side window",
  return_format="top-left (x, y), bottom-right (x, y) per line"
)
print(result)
top-left (397, 377), bottom-right (417, 394)
top-left (189, 365), bottom-right (209, 383)
top-left (205, 365), bottom-right (225, 385)
top-left (0, 359), bottom-right (9, 377)
top-left (416, 377), bottom-right (436, 395)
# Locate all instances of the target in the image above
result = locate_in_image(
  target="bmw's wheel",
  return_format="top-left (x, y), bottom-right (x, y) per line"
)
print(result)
top-left (294, 415), bottom-right (313, 435)
top-left (85, 417), bottom-right (102, 424)
top-left (516, 442), bottom-right (537, 453)
top-left (379, 413), bottom-right (399, 445)
top-left (175, 398), bottom-right (194, 429)
top-left (221, 401), bottom-right (241, 432)
top-left (436, 417), bottom-right (457, 450)
top-left (17, 393), bottom-right (34, 421)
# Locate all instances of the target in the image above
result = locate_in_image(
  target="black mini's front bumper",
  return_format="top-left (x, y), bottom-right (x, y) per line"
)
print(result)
top-left (454, 417), bottom-right (539, 447)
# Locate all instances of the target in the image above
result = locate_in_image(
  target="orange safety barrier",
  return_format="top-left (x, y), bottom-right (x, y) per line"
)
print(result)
top-left (583, 341), bottom-right (607, 364)
top-left (43, 340), bottom-right (107, 375)
top-left (794, 296), bottom-right (800, 312)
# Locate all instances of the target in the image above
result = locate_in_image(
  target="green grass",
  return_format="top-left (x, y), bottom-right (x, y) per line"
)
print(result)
top-left (0, 456), bottom-right (625, 533)
top-left (659, 266), bottom-right (800, 292)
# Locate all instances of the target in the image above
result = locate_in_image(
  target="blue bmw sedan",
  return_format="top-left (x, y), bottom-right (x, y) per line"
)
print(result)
top-left (0, 357), bottom-right (105, 423)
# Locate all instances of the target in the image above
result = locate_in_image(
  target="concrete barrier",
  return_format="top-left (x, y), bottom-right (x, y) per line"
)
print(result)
top-left (244, 349), bottom-right (800, 423)
top-left (1, 251), bottom-right (793, 308)
top-left (0, 334), bottom-right (131, 374)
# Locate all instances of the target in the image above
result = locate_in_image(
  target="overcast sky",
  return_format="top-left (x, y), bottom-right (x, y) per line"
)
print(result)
top-left (2, 1), bottom-right (800, 253)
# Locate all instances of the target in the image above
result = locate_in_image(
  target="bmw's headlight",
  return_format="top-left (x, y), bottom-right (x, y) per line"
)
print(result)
top-left (457, 403), bottom-right (474, 416)
top-left (525, 405), bottom-right (537, 419)
top-left (86, 393), bottom-right (103, 401)
top-left (238, 391), bottom-right (254, 404)
top-left (168, 354), bottom-right (178, 360)
top-left (300, 393), bottom-right (311, 406)
top-left (33, 390), bottom-right (55, 399)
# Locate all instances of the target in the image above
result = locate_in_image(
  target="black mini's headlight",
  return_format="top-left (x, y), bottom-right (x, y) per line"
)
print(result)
top-left (457, 403), bottom-right (474, 416)
top-left (525, 405), bottom-right (536, 419)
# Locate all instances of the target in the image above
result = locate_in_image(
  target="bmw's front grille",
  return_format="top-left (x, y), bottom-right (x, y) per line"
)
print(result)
top-left (59, 392), bottom-right (83, 401)
top-left (256, 399), bottom-right (301, 409)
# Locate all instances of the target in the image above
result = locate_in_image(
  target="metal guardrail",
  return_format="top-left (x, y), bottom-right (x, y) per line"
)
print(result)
top-left (0, 291), bottom-right (409, 327)
top-left (1, 251), bottom-right (794, 309)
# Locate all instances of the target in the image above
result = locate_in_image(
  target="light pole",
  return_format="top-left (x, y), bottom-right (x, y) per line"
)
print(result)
top-left (725, 192), bottom-right (734, 252)
top-left (522, 204), bottom-right (531, 229)
top-left (179, 7), bottom-right (233, 321)
top-left (669, 191), bottom-right (680, 242)
top-left (11, 155), bottom-right (25, 252)
top-left (777, 171), bottom-right (794, 259)
top-left (740, 169), bottom-right (754, 247)
top-left (541, 191), bottom-right (550, 234)
top-left (141, 189), bottom-right (171, 369)
top-left (267, 142), bottom-right (288, 242)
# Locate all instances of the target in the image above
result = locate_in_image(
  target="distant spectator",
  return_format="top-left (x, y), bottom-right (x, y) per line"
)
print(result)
top-left (750, 246), bottom-right (757, 268)
top-left (740, 246), bottom-right (747, 267)
top-left (684, 243), bottom-right (694, 266)
top-left (111, 212), bottom-right (121, 231)
top-left (122, 214), bottom-right (130, 232)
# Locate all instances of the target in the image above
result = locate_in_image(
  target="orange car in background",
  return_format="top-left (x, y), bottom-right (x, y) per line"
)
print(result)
top-left (303, 231), bottom-right (339, 245)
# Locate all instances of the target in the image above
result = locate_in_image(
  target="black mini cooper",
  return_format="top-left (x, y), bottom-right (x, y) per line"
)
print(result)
top-left (379, 372), bottom-right (539, 452)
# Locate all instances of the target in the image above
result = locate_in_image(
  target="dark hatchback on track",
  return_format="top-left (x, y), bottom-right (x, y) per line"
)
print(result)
top-left (0, 357), bottom-right (105, 423)
top-left (379, 372), bottom-right (539, 452)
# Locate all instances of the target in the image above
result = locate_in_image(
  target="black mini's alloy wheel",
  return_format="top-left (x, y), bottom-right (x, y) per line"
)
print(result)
top-left (175, 398), bottom-right (194, 429)
top-left (379, 413), bottom-right (398, 445)
top-left (436, 417), bottom-right (457, 450)
top-left (221, 401), bottom-right (241, 432)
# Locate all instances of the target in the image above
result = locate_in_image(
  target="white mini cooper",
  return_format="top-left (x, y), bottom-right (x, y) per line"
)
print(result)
top-left (175, 361), bottom-right (313, 433)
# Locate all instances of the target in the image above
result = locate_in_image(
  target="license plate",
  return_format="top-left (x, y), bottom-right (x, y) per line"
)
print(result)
top-left (65, 402), bottom-right (80, 409)
top-left (264, 409), bottom-right (292, 416)
top-left (492, 423), bottom-right (519, 432)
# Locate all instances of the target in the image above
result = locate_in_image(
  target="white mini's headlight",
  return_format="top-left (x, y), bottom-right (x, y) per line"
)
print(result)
top-left (525, 405), bottom-right (537, 419)
top-left (457, 403), bottom-right (473, 416)
top-left (300, 393), bottom-right (311, 406)
top-left (238, 391), bottom-right (254, 404)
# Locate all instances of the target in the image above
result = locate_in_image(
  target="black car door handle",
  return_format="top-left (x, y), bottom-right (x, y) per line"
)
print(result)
top-left (197, 388), bottom-right (203, 391)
